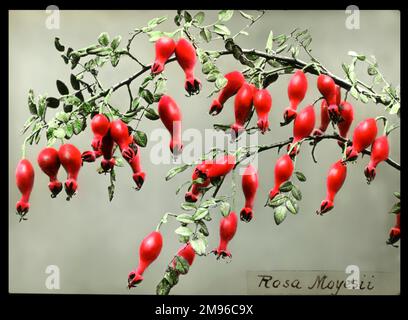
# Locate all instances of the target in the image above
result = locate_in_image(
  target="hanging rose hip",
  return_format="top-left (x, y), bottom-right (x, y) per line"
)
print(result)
top-left (213, 211), bottom-right (238, 259)
top-left (15, 158), bottom-right (35, 219)
top-left (59, 144), bottom-right (82, 199)
top-left (317, 74), bottom-right (339, 121)
top-left (287, 105), bottom-right (315, 157)
top-left (196, 154), bottom-right (236, 180)
top-left (128, 143), bottom-right (145, 190)
top-left (336, 101), bottom-right (354, 147)
top-left (175, 38), bottom-right (201, 95)
top-left (345, 118), bottom-right (378, 162)
top-left (90, 113), bottom-right (110, 151)
top-left (253, 88), bottom-right (272, 134)
top-left (364, 135), bottom-right (389, 184)
top-left (209, 71), bottom-right (245, 116)
top-left (185, 162), bottom-right (211, 203)
top-left (268, 154), bottom-right (294, 201)
top-left (240, 164), bottom-right (259, 222)
top-left (158, 95), bottom-right (183, 155)
top-left (316, 160), bottom-right (347, 215)
top-left (151, 37), bottom-right (176, 75)
top-left (387, 213), bottom-right (400, 245)
top-left (283, 70), bottom-right (308, 124)
top-left (37, 147), bottom-right (63, 197)
top-left (128, 231), bottom-right (163, 288)
top-left (100, 130), bottom-right (116, 172)
top-left (231, 82), bottom-right (255, 137)
top-left (110, 119), bottom-right (136, 162)
top-left (312, 99), bottom-right (329, 136)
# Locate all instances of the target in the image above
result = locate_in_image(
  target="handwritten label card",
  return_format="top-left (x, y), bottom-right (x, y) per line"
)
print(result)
top-left (247, 270), bottom-right (399, 295)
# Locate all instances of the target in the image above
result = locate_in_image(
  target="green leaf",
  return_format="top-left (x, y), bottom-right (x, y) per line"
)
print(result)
top-left (56, 111), bottom-right (69, 123)
top-left (98, 32), bottom-right (110, 46)
top-left (144, 107), bottom-right (160, 120)
top-left (218, 10), bottom-right (234, 22)
top-left (165, 164), bottom-right (190, 181)
top-left (73, 119), bottom-right (83, 135)
top-left (389, 202), bottom-right (400, 214)
top-left (107, 184), bottom-right (115, 201)
top-left (215, 75), bottom-right (228, 90)
top-left (141, 89), bottom-right (155, 104)
top-left (64, 95), bottom-right (82, 106)
top-left (193, 12), bottom-right (205, 25)
top-left (175, 226), bottom-right (193, 237)
top-left (37, 96), bottom-right (46, 119)
top-left (279, 181), bottom-right (293, 192)
top-left (275, 44), bottom-right (288, 54)
top-left (28, 89), bottom-right (37, 115)
top-left (213, 24), bottom-right (231, 36)
top-left (174, 256), bottom-right (190, 275)
top-left (63, 104), bottom-right (72, 113)
top-left (285, 198), bottom-right (298, 214)
top-left (265, 31), bottom-right (274, 53)
top-left (291, 184), bottom-right (302, 201)
top-left (393, 192), bottom-right (400, 199)
top-left (268, 194), bottom-right (287, 207)
top-left (190, 238), bottom-right (207, 256)
top-left (133, 130), bottom-right (148, 147)
top-left (201, 198), bottom-right (217, 208)
top-left (350, 86), bottom-right (359, 100)
top-left (192, 207), bottom-right (209, 221)
top-left (70, 74), bottom-right (80, 90)
top-left (176, 213), bottom-right (195, 224)
top-left (294, 171), bottom-right (307, 182)
top-left (110, 35), bottom-right (122, 50)
top-left (200, 28), bottom-right (212, 44)
top-left (201, 61), bottom-right (215, 74)
top-left (184, 11), bottom-right (192, 23)
top-left (53, 127), bottom-right (65, 139)
top-left (239, 11), bottom-right (254, 21)
top-left (219, 201), bottom-right (230, 217)
top-left (207, 70), bottom-right (220, 82)
top-left (367, 65), bottom-right (378, 76)
top-left (359, 93), bottom-right (369, 104)
top-left (181, 202), bottom-right (197, 211)
top-left (65, 122), bottom-right (74, 139)
top-left (110, 53), bottom-right (120, 67)
top-left (389, 103), bottom-right (400, 115)
top-left (198, 220), bottom-right (209, 236)
top-left (274, 206), bottom-right (288, 225)
top-left (56, 80), bottom-right (69, 95)
top-left (54, 37), bottom-right (65, 52)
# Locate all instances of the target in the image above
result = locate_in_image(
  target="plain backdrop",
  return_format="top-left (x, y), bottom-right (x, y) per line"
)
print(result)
top-left (9, 10), bottom-right (400, 294)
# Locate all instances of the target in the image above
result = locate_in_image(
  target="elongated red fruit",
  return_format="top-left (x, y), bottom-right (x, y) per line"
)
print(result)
top-left (231, 82), bottom-right (254, 137)
top-left (287, 105), bottom-right (315, 156)
top-left (128, 144), bottom-right (145, 190)
top-left (90, 114), bottom-right (110, 151)
top-left (158, 95), bottom-right (183, 155)
top-left (175, 38), bottom-right (201, 95)
top-left (15, 159), bottom-right (35, 218)
top-left (387, 213), bottom-right (400, 245)
top-left (283, 70), bottom-right (308, 124)
top-left (185, 162), bottom-right (211, 203)
top-left (336, 101), bottom-right (354, 147)
top-left (253, 88), bottom-right (272, 134)
top-left (240, 164), bottom-right (258, 222)
top-left (312, 99), bottom-right (330, 136)
top-left (128, 231), bottom-right (163, 288)
top-left (364, 135), bottom-right (389, 183)
top-left (100, 130), bottom-right (116, 172)
top-left (59, 144), bottom-right (82, 198)
top-left (37, 147), bottom-right (62, 197)
top-left (110, 119), bottom-right (135, 161)
top-left (317, 75), bottom-right (338, 120)
top-left (196, 154), bottom-right (236, 180)
top-left (345, 118), bottom-right (378, 162)
top-left (209, 71), bottom-right (245, 115)
top-left (172, 243), bottom-right (196, 274)
top-left (213, 211), bottom-right (238, 259)
top-left (317, 160), bottom-right (347, 215)
top-left (151, 37), bottom-right (176, 75)
top-left (268, 154), bottom-right (294, 200)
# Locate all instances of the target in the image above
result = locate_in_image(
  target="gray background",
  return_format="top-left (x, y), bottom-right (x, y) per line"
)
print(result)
top-left (9, 10), bottom-right (400, 294)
